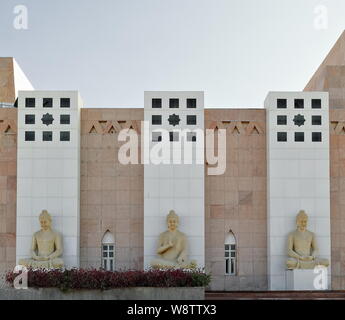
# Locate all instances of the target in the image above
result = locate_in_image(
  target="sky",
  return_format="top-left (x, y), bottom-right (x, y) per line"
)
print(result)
top-left (0, 0), bottom-right (345, 108)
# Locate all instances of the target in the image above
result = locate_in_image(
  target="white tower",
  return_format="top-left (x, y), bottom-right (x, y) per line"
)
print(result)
top-left (143, 91), bottom-right (205, 269)
top-left (265, 92), bottom-right (331, 290)
top-left (16, 91), bottom-right (82, 268)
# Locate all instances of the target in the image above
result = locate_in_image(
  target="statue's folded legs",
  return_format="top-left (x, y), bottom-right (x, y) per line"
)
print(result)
top-left (150, 210), bottom-right (196, 270)
top-left (286, 210), bottom-right (329, 270)
top-left (18, 210), bottom-right (64, 270)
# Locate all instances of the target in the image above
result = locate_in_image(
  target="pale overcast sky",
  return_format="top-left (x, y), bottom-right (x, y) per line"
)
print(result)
top-left (0, 0), bottom-right (344, 108)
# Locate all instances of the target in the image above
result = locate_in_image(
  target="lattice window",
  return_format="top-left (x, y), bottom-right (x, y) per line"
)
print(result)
top-left (102, 231), bottom-right (115, 271)
top-left (225, 231), bottom-right (237, 276)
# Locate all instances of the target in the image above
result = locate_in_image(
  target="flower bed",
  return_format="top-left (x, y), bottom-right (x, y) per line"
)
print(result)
top-left (6, 268), bottom-right (210, 291)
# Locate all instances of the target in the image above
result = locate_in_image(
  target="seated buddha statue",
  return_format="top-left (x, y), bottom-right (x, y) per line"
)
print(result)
top-left (19, 210), bottom-right (64, 269)
top-left (151, 210), bottom-right (196, 269)
top-left (286, 210), bottom-right (329, 269)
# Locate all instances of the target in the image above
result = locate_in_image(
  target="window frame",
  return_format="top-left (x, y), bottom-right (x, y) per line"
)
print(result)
top-left (152, 98), bottom-right (162, 108)
top-left (294, 99), bottom-right (304, 109)
top-left (60, 98), bottom-right (70, 108)
top-left (312, 99), bottom-right (321, 109)
top-left (295, 132), bottom-right (304, 142)
top-left (186, 115), bottom-right (197, 125)
top-left (60, 131), bottom-right (70, 141)
top-left (225, 243), bottom-right (237, 276)
top-left (277, 132), bottom-right (287, 142)
top-left (187, 98), bottom-right (197, 108)
top-left (312, 132), bottom-right (322, 142)
top-left (25, 98), bottom-right (35, 108)
top-left (25, 114), bottom-right (35, 125)
top-left (169, 98), bottom-right (179, 109)
top-left (152, 115), bottom-right (162, 125)
top-left (43, 98), bottom-right (53, 108)
top-left (60, 114), bottom-right (70, 125)
top-left (25, 131), bottom-right (35, 141)
top-left (277, 99), bottom-right (287, 109)
top-left (43, 131), bottom-right (53, 141)
top-left (277, 115), bottom-right (287, 125)
top-left (312, 115), bottom-right (322, 126)
top-left (102, 244), bottom-right (115, 271)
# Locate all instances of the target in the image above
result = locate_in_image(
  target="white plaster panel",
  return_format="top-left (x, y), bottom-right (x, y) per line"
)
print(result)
top-left (63, 236), bottom-right (78, 256)
top-left (144, 91), bottom-right (205, 269)
top-left (46, 197), bottom-right (63, 216)
top-left (266, 91), bottom-right (331, 290)
top-left (62, 217), bottom-right (78, 237)
top-left (16, 197), bottom-right (32, 217)
top-left (16, 236), bottom-right (32, 257)
top-left (17, 217), bottom-right (33, 237)
top-left (144, 198), bottom-right (160, 216)
top-left (16, 91), bottom-right (81, 268)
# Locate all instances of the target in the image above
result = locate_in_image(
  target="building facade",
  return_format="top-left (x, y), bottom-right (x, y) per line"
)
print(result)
top-left (1, 33), bottom-right (345, 290)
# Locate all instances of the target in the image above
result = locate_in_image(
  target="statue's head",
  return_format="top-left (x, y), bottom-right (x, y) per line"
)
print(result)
top-left (39, 210), bottom-right (52, 231)
top-left (166, 210), bottom-right (179, 231)
top-left (296, 210), bottom-right (308, 231)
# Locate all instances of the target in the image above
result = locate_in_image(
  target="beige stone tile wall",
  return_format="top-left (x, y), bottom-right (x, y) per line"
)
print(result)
top-left (0, 58), bottom-right (16, 104)
top-left (3, 105), bottom-right (343, 291)
top-left (0, 109), bottom-right (17, 284)
top-left (80, 108), bottom-right (144, 270)
top-left (304, 32), bottom-right (345, 109)
top-left (329, 109), bottom-right (345, 289)
top-left (204, 109), bottom-right (267, 291)
top-left (305, 65), bottom-right (345, 109)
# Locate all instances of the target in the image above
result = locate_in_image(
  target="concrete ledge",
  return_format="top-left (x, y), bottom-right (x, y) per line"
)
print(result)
top-left (0, 287), bottom-right (205, 300)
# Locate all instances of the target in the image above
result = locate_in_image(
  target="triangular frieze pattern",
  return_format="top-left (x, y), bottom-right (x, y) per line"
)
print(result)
top-left (0, 120), bottom-right (17, 134)
top-left (331, 121), bottom-right (345, 134)
top-left (207, 121), bottom-right (265, 135)
top-left (84, 120), bottom-right (142, 134)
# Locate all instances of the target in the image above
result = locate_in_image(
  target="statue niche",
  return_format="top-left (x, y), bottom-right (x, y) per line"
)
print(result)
top-left (286, 210), bottom-right (329, 270)
top-left (150, 210), bottom-right (196, 269)
top-left (19, 210), bottom-right (64, 269)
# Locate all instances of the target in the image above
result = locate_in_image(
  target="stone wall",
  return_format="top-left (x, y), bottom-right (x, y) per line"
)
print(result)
top-left (3, 106), bottom-right (345, 291)
top-left (304, 31), bottom-right (345, 109)
top-left (329, 109), bottom-right (345, 289)
top-left (80, 108), bottom-right (144, 270)
top-left (0, 287), bottom-right (204, 300)
top-left (204, 109), bottom-right (267, 290)
top-left (0, 58), bottom-right (15, 104)
top-left (0, 108), bottom-right (17, 286)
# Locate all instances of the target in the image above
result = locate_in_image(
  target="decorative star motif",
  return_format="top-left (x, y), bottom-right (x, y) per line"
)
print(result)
top-left (168, 114), bottom-right (180, 126)
top-left (41, 113), bottom-right (54, 126)
top-left (293, 114), bottom-right (305, 127)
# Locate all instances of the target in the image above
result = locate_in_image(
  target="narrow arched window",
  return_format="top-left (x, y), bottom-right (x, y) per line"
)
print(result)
top-left (102, 231), bottom-right (115, 271)
top-left (225, 231), bottom-right (237, 275)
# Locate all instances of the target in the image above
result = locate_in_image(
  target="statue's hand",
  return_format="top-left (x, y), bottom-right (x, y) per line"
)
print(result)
top-left (177, 256), bottom-right (185, 264)
top-left (306, 256), bottom-right (314, 261)
top-left (300, 256), bottom-right (313, 261)
top-left (167, 240), bottom-right (174, 248)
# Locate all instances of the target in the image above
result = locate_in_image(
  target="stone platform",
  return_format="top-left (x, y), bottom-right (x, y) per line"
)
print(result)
top-left (206, 291), bottom-right (345, 300)
top-left (0, 287), bottom-right (204, 300)
top-left (286, 269), bottom-right (329, 290)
